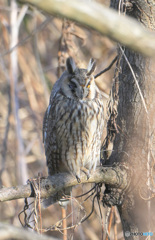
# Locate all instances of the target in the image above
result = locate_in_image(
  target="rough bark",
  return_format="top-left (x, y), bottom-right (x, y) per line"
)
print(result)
top-left (107, 0), bottom-right (155, 239)
top-left (0, 166), bottom-right (128, 202)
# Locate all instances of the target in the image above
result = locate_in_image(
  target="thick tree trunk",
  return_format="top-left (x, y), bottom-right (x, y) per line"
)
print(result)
top-left (109, 0), bottom-right (155, 239)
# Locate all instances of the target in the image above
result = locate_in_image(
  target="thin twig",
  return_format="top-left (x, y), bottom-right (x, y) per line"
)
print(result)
top-left (106, 207), bottom-right (114, 240)
top-left (38, 173), bottom-right (43, 234)
top-left (1, 16), bottom-right (52, 57)
top-left (81, 193), bottom-right (97, 223)
top-left (33, 15), bottom-right (50, 106)
top-left (44, 197), bottom-right (86, 232)
top-left (0, 57), bottom-right (11, 176)
top-left (17, 5), bottom-right (28, 28)
top-left (18, 199), bottom-right (34, 227)
top-left (75, 185), bottom-right (96, 198)
top-left (119, 45), bottom-right (148, 115)
top-left (94, 56), bottom-right (118, 79)
top-left (62, 207), bottom-right (67, 240)
top-left (96, 184), bottom-right (104, 240)
top-left (114, 207), bottom-right (118, 240)
top-left (104, 207), bottom-right (111, 240)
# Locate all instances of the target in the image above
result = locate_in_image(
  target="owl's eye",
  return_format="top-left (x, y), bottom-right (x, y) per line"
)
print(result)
top-left (68, 81), bottom-right (77, 91)
top-left (87, 84), bottom-right (90, 88)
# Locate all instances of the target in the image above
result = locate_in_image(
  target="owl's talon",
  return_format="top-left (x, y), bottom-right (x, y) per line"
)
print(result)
top-left (81, 167), bottom-right (90, 180)
top-left (76, 175), bottom-right (81, 183)
top-left (85, 173), bottom-right (90, 180)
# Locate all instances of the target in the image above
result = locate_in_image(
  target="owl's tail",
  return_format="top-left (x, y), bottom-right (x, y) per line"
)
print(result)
top-left (42, 187), bottom-right (71, 208)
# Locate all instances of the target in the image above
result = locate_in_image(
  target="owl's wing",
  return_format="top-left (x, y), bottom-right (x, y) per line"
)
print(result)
top-left (43, 104), bottom-right (53, 146)
top-left (43, 100), bottom-right (59, 175)
top-left (43, 108), bottom-right (48, 145)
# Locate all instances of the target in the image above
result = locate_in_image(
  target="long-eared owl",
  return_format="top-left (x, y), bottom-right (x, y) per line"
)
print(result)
top-left (43, 57), bottom-right (104, 204)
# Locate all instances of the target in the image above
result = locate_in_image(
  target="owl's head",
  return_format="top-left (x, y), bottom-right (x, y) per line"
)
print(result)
top-left (59, 57), bottom-right (97, 100)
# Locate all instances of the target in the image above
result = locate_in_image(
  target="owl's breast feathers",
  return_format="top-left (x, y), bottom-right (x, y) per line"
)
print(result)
top-left (43, 90), bottom-right (104, 177)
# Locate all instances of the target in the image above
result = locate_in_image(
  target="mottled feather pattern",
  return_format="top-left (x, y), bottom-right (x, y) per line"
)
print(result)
top-left (44, 91), bottom-right (104, 178)
top-left (43, 57), bottom-right (104, 205)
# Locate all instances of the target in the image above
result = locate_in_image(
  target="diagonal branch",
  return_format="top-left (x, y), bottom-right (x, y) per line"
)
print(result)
top-left (0, 222), bottom-right (60, 240)
top-left (17, 0), bottom-right (155, 57)
top-left (0, 166), bottom-right (128, 202)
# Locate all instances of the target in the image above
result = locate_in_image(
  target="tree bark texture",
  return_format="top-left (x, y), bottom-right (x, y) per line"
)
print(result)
top-left (0, 166), bottom-right (128, 202)
top-left (108, 0), bottom-right (155, 239)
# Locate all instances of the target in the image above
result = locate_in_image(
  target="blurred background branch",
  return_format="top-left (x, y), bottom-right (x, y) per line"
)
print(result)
top-left (18, 0), bottom-right (155, 57)
top-left (0, 222), bottom-right (60, 240)
top-left (10, 0), bottom-right (28, 185)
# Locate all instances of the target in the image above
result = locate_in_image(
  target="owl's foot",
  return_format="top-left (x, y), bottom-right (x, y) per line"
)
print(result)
top-left (76, 175), bottom-right (81, 183)
top-left (81, 167), bottom-right (90, 180)
top-left (76, 167), bottom-right (90, 182)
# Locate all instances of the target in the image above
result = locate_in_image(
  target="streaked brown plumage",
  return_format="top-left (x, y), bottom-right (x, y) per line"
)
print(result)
top-left (43, 57), bottom-right (104, 205)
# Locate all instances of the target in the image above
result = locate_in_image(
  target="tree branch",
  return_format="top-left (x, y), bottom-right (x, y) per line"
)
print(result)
top-left (0, 166), bottom-right (128, 202)
top-left (0, 222), bottom-right (60, 240)
top-left (18, 0), bottom-right (155, 58)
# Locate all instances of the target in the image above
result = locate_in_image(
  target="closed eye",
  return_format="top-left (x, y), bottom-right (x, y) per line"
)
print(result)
top-left (68, 81), bottom-right (77, 91)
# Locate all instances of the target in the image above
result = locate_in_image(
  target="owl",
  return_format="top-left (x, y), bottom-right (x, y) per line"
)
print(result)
top-left (43, 57), bottom-right (104, 205)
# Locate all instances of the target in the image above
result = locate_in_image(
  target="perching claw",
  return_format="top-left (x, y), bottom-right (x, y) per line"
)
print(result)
top-left (81, 167), bottom-right (90, 180)
top-left (76, 175), bottom-right (81, 183)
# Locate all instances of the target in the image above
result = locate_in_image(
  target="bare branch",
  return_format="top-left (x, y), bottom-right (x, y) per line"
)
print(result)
top-left (0, 166), bottom-right (128, 202)
top-left (10, 0), bottom-right (28, 184)
top-left (18, 0), bottom-right (155, 58)
top-left (0, 222), bottom-right (60, 240)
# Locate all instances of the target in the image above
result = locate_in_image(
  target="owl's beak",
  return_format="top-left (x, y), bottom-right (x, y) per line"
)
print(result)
top-left (78, 91), bottom-right (84, 99)
top-left (76, 87), bottom-right (89, 100)
top-left (79, 88), bottom-right (88, 99)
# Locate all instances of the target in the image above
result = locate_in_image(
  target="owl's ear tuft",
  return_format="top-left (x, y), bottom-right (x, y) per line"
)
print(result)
top-left (87, 58), bottom-right (96, 76)
top-left (66, 57), bottom-right (76, 74)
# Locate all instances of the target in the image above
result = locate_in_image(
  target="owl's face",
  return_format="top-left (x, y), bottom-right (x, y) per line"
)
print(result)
top-left (60, 58), bottom-right (97, 100)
